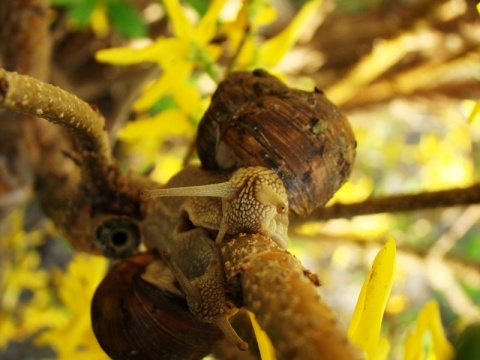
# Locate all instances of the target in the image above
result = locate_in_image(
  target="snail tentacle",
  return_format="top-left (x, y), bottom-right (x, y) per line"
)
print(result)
top-left (141, 181), bottom-right (236, 200)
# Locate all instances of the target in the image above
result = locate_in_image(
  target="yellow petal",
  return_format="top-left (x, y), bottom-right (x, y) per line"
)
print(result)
top-left (90, 4), bottom-right (109, 38)
top-left (468, 100), bottom-right (480, 123)
top-left (375, 337), bottom-right (391, 360)
top-left (96, 45), bottom-right (155, 65)
top-left (0, 313), bottom-right (16, 348)
top-left (133, 61), bottom-right (193, 111)
top-left (220, 6), bottom-right (248, 51)
top-left (235, 39), bottom-right (258, 70)
top-left (162, 0), bottom-right (194, 40)
top-left (403, 301), bottom-right (454, 360)
top-left (195, 0), bottom-right (227, 43)
top-left (204, 43), bottom-right (223, 61)
top-left (24, 306), bottom-right (70, 332)
top-left (427, 302), bottom-right (454, 360)
top-left (96, 38), bottom-right (186, 66)
top-left (249, 2), bottom-right (277, 29)
top-left (229, 1), bottom-right (277, 69)
top-left (172, 82), bottom-right (202, 117)
top-left (118, 108), bottom-right (193, 142)
top-left (248, 311), bottom-right (275, 360)
top-left (348, 237), bottom-right (396, 358)
top-left (259, 0), bottom-right (322, 67)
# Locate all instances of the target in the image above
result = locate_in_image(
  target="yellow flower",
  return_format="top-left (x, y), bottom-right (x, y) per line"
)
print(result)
top-left (220, 0), bottom-right (277, 53)
top-left (117, 107), bottom-right (193, 143)
top-left (0, 313), bottom-right (16, 348)
top-left (232, 0), bottom-right (323, 70)
top-left (0, 209), bottom-right (53, 346)
top-left (348, 238), bottom-right (396, 359)
top-left (34, 253), bottom-right (109, 359)
top-left (403, 301), bottom-right (454, 360)
top-left (96, 0), bottom-right (227, 112)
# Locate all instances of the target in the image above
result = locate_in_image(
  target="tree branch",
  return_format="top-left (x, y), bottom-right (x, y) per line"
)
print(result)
top-left (0, 0), bottom-right (55, 218)
top-left (221, 234), bottom-right (361, 359)
top-left (0, 68), bottom-right (113, 180)
top-left (0, 0), bottom-right (50, 79)
top-left (291, 183), bottom-right (480, 225)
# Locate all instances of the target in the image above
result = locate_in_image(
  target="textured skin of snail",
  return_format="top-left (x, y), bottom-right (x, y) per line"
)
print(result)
top-left (196, 69), bottom-right (356, 216)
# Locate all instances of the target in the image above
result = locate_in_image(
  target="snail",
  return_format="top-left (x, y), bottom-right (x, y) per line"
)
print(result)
top-left (91, 250), bottom-right (224, 359)
top-left (141, 165), bottom-right (289, 249)
top-left (1, 66), bottom-right (356, 358)
top-left (196, 69), bottom-right (356, 216)
top-left (91, 69), bottom-right (356, 359)
top-left (131, 164), bottom-right (289, 356)
top-left (92, 228), bottom-right (249, 359)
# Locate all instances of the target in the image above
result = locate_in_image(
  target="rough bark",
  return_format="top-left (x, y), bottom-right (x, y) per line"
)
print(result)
top-left (221, 234), bottom-right (362, 359)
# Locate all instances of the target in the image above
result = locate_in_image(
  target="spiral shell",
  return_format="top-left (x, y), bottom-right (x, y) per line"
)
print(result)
top-left (196, 69), bottom-right (356, 216)
top-left (91, 251), bottom-right (222, 359)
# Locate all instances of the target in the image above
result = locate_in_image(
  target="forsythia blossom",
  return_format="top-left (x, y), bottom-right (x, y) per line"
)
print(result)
top-left (403, 301), bottom-right (454, 360)
top-left (348, 237), bottom-right (396, 360)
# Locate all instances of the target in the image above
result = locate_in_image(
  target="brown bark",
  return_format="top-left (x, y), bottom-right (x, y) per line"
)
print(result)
top-left (0, 68), bottom-right (153, 254)
top-left (0, 0), bottom-right (50, 79)
top-left (0, 68), bottom-right (113, 181)
top-left (221, 234), bottom-right (362, 359)
top-left (0, 0), bottom-right (53, 218)
top-left (291, 183), bottom-right (480, 225)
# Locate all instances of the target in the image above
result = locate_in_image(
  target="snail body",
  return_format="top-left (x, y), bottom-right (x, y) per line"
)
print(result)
top-left (196, 69), bottom-right (356, 216)
top-left (142, 165), bottom-right (289, 249)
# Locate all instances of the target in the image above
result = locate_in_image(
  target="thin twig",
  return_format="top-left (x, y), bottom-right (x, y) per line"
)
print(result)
top-left (428, 205), bottom-right (480, 258)
top-left (291, 183), bottom-right (480, 225)
top-left (425, 206), bottom-right (480, 321)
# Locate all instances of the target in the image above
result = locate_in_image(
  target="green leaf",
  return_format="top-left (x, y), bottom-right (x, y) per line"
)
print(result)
top-left (149, 93), bottom-right (178, 115)
top-left (50, 0), bottom-right (83, 6)
top-left (69, 0), bottom-right (97, 27)
top-left (186, 0), bottom-right (211, 16)
top-left (454, 324), bottom-right (480, 360)
top-left (107, 0), bottom-right (147, 38)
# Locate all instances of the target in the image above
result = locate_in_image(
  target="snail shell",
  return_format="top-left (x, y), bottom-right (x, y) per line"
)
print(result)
top-left (91, 251), bottom-right (222, 360)
top-left (196, 69), bottom-right (356, 216)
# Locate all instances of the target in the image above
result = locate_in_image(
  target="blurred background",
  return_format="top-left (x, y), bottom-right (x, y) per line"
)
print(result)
top-left (1, 0), bottom-right (479, 358)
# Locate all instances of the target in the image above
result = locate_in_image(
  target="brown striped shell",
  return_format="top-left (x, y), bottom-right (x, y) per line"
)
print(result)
top-left (91, 251), bottom-right (222, 359)
top-left (196, 69), bottom-right (356, 216)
